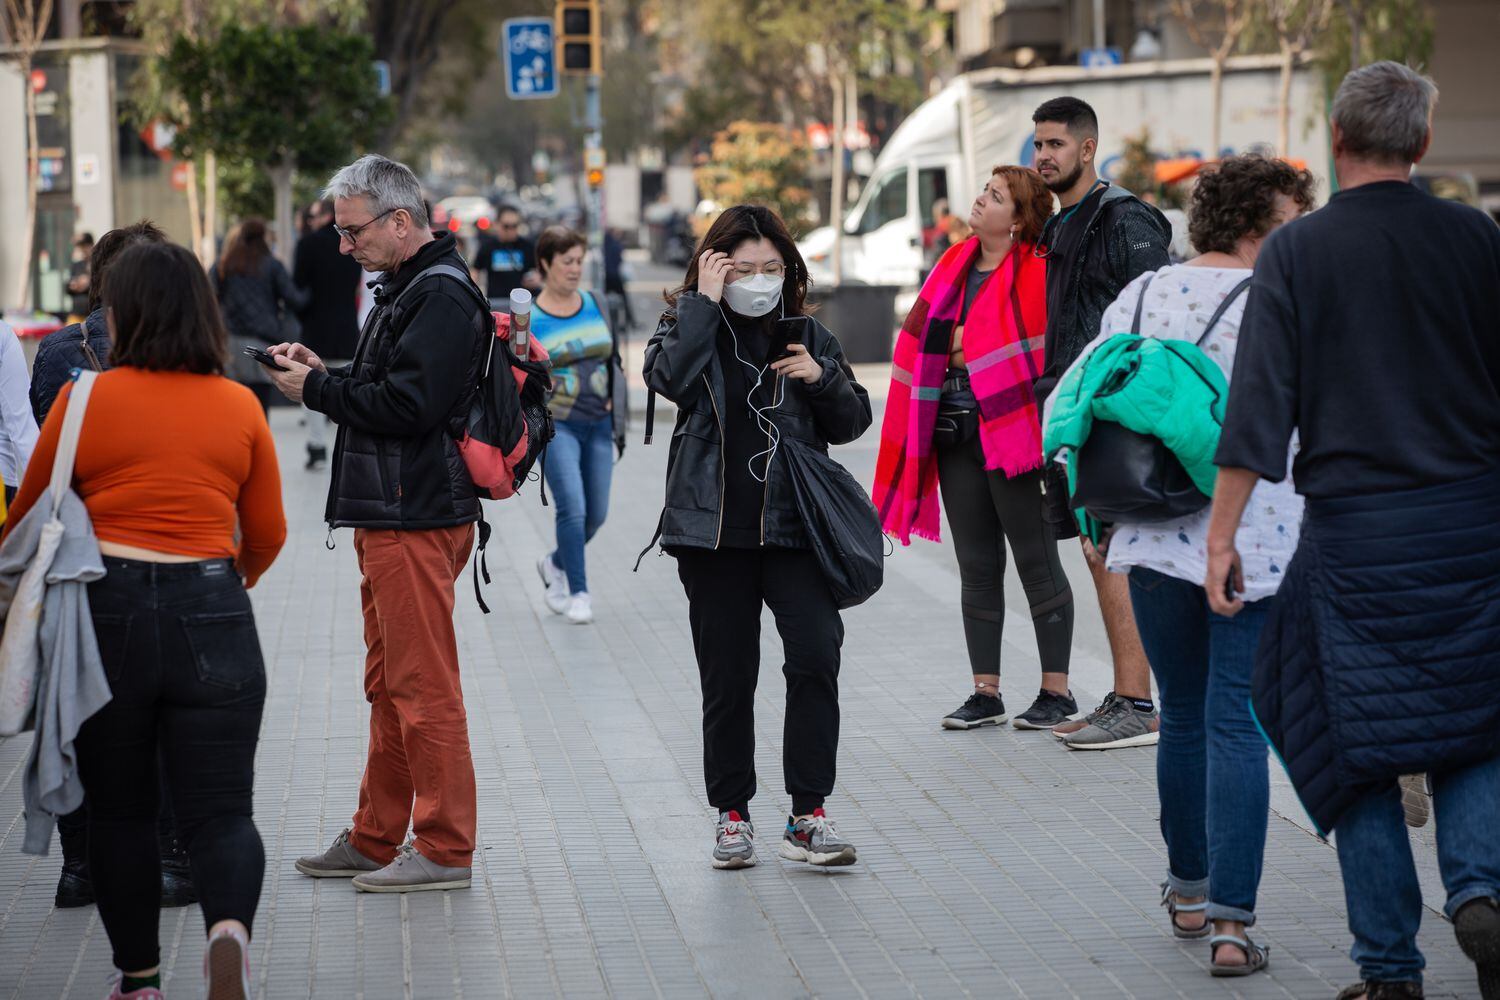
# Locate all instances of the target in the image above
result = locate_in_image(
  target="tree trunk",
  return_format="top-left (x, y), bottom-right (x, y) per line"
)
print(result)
top-left (204, 150), bottom-right (218, 264)
top-left (1343, 0), bottom-right (1364, 70)
top-left (829, 63), bottom-right (846, 287)
top-left (186, 158), bottom-right (204, 266)
top-left (1278, 40), bottom-right (1295, 157)
top-left (270, 162), bottom-right (296, 267)
top-left (1208, 52), bottom-right (1225, 160)
top-left (14, 55), bottom-right (39, 311)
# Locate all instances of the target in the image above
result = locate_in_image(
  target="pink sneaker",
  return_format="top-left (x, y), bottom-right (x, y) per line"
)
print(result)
top-left (204, 924), bottom-right (251, 1000)
top-left (102, 978), bottom-right (163, 1000)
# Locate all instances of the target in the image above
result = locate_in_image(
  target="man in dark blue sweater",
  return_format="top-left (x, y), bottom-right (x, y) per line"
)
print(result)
top-left (1209, 62), bottom-right (1500, 1000)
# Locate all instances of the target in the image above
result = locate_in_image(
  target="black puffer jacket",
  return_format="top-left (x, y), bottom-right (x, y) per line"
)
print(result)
top-left (303, 233), bottom-right (488, 531)
top-left (30, 309), bottom-right (111, 425)
top-left (1035, 183), bottom-right (1171, 402)
top-left (642, 292), bottom-right (872, 551)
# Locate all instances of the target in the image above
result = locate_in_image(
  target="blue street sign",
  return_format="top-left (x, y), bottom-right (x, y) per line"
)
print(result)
top-left (1079, 47), bottom-right (1123, 69)
top-left (503, 18), bottom-right (558, 100)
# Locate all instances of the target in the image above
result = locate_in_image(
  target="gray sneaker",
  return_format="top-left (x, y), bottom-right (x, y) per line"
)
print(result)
top-left (1063, 696), bottom-right (1160, 750)
top-left (294, 828), bottom-right (382, 878)
top-left (778, 809), bottom-right (857, 867)
top-left (712, 810), bottom-right (756, 869)
top-left (352, 843), bottom-right (471, 893)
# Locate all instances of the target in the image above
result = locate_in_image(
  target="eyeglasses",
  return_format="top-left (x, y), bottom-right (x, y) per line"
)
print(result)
top-left (730, 261), bottom-right (786, 277)
top-left (498, 221), bottom-right (521, 230)
top-left (334, 208), bottom-right (396, 244)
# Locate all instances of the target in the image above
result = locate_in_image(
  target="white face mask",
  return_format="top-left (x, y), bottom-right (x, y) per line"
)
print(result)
top-left (721, 272), bottom-right (784, 317)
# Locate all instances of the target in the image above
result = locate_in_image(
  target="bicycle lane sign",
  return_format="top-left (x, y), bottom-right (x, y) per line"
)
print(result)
top-left (503, 18), bottom-right (557, 100)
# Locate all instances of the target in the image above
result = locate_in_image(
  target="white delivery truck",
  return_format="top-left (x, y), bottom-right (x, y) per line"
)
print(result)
top-left (800, 54), bottom-right (1330, 289)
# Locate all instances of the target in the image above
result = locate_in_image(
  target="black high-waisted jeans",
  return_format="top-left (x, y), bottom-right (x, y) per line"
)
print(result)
top-left (75, 557), bottom-right (267, 972)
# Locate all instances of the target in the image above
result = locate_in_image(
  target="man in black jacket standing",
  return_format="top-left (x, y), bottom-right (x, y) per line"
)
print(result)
top-left (1028, 97), bottom-right (1172, 747)
top-left (267, 154), bottom-right (488, 894)
top-left (293, 199), bottom-right (362, 470)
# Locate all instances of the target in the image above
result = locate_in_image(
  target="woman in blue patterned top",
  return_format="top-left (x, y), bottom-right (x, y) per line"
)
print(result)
top-left (532, 226), bottom-right (619, 625)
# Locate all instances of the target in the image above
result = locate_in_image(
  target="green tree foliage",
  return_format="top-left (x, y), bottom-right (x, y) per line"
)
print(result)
top-left (160, 22), bottom-right (392, 255)
top-left (693, 122), bottom-right (815, 233)
top-left (1319, 0), bottom-right (1433, 85)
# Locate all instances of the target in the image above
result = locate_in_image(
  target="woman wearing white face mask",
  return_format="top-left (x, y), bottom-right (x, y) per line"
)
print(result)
top-left (641, 204), bottom-right (873, 871)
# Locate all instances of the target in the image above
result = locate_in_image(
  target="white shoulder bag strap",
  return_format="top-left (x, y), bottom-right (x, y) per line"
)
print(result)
top-left (48, 370), bottom-right (98, 516)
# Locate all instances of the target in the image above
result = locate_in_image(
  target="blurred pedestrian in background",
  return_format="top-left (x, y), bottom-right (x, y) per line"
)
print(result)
top-left (532, 226), bottom-right (619, 626)
top-left (471, 204), bottom-right (540, 309)
top-left (874, 165), bottom-right (1076, 733)
top-left (7, 240), bottom-right (286, 1000)
top-left (644, 204), bottom-right (872, 871)
top-left (66, 233), bottom-right (94, 320)
top-left (211, 219), bottom-right (308, 415)
top-left (1074, 154), bottom-right (1313, 977)
top-left (293, 199), bottom-right (362, 471)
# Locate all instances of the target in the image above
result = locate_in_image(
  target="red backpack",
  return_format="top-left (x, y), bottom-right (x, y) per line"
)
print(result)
top-left (391, 263), bottom-right (555, 501)
top-left (391, 264), bottom-right (556, 612)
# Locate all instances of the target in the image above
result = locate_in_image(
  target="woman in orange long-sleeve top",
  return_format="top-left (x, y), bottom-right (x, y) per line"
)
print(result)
top-left (8, 241), bottom-right (286, 1000)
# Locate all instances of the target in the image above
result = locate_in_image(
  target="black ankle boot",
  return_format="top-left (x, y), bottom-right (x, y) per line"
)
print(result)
top-left (55, 821), bottom-right (93, 908)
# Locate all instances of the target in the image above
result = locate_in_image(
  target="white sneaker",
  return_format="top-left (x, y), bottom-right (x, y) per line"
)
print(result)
top-left (537, 555), bottom-right (569, 614)
top-left (565, 592), bottom-right (593, 625)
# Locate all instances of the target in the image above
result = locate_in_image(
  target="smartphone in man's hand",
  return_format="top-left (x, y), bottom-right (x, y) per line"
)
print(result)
top-left (243, 346), bottom-right (283, 369)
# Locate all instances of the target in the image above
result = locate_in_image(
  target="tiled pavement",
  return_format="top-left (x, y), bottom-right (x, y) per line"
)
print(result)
top-left (0, 373), bottom-right (1483, 999)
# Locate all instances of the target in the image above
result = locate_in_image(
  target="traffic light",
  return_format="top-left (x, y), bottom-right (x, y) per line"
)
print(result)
top-left (555, 0), bottom-right (601, 76)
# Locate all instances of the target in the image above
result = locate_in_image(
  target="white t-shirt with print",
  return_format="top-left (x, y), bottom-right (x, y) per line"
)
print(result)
top-left (1080, 265), bottom-right (1302, 603)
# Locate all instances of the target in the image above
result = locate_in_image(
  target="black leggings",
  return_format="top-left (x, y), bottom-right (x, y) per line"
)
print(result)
top-left (937, 442), bottom-right (1073, 677)
top-left (75, 558), bottom-right (266, 972)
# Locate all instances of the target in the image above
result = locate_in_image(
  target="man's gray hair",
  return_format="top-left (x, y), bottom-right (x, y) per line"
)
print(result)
top-left (323, 154), bottom-right (429, 228)
top-left (1332, 61), bottom-right (1439, 166)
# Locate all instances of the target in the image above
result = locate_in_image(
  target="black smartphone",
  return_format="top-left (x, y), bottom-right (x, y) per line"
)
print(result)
top-left (242, 345), bottom-right (282, 369)
top-left (768, 318), bottom-right (804, 361)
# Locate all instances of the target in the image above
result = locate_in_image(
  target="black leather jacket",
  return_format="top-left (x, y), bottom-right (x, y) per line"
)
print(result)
top-left (642, 292), bottom-right (872, 551)
top-left (303, 233), bottom-right (488, 531)
top-left (1035, 184), bottom-right (1171, 403)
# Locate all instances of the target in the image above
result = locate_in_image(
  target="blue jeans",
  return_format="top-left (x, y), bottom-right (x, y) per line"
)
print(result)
top-left (1128, 567), bottom-right (1272, 925)
top-left (1334, 753), bottom-right (1500, 984)
top-left (543, 416), bottom-right (614, 594)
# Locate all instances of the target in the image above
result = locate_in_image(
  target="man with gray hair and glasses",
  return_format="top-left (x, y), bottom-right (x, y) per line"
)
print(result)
top-left (265, 154), bottom-right (491, 893)
top-left (1207, 62), bottom-right (1500, 1000)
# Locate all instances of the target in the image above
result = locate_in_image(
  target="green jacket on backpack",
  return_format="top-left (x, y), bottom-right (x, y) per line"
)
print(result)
top-left (1042, 333), bottom-right (1229, 532)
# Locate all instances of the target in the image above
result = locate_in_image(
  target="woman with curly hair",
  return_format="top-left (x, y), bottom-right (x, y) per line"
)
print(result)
top-left (1065, 153), bottom-right (1316, 977)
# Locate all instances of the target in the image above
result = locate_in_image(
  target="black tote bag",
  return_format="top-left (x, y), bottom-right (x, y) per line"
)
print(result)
top-left (781, 438), bottom-right (885, 610)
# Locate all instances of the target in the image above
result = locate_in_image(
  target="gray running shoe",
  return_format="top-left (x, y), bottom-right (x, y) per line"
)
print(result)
top-left (1052, 691), bottom-right (1118, 740)
top-left (713, 811), bottom-right (756, 869)
top-left (294, 828), bottom-right (382, 878)
top-left (351, 844), bottom-right (471, 893)
top-left (778, 809), bottom-right (857, 867)
top-left (1063, 696), bottom-right (1159, 750)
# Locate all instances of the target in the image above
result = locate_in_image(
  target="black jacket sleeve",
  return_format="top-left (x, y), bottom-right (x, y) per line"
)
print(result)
top-left (1105, 201), bottom-right (1171, 287)
top-left (303, 287), bottom-right (481, 436)
top-left (643, 292), bottom-right (719, 405)
top-left (803, 328), bottom-right (873, 446)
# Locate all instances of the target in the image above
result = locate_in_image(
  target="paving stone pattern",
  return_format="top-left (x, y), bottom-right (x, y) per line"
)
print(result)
top-left (0, 386), bottom-right (1481, 999)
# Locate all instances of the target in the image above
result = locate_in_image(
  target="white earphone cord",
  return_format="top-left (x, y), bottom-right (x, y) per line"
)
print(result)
top-left (718, 302), bottom-right (787, 484)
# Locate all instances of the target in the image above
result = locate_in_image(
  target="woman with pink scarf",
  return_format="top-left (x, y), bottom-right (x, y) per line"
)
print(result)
top-left (872, 165), bottom-right (1075, 732)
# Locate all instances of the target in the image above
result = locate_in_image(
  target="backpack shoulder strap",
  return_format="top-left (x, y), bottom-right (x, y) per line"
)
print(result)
top-left (1129, 273), bottom-right (1156, 335)
top-left (1193, 277), bottom-right (1253, 347)
top-left (392, 262), bottom-right (487, 314)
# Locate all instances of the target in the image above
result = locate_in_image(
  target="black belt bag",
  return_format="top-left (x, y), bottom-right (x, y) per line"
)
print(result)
top-left (934, 372), bottom-right (979, 449)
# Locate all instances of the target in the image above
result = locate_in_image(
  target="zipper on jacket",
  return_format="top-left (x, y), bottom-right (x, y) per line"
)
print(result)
top-left (703, 372), bottom-right (726, 549)
top-left (759, 372), bottom-right (780, 546)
